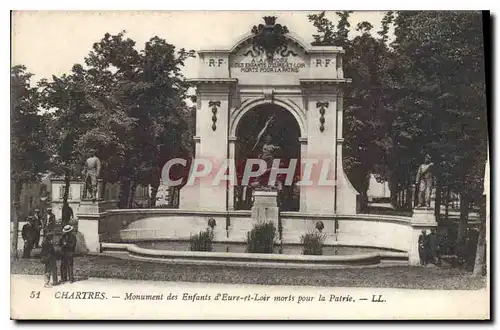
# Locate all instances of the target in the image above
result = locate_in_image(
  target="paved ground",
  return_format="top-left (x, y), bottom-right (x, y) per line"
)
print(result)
top-left (10, 274), bottom-right (489, 320)
top-left (11, 254), bottom-right (485, 290)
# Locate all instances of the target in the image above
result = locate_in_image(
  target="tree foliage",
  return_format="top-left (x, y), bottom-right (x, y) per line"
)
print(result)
top-left (13, 31), bottom-right (195, 214)
top-left (80, 32), bottom-right (195, 207)
top-left (307, 11), bottom-right (488, 216)
top-left (11, 65), bottom-right (51, 258)
top-left (11, 31), bottom-right (195, 258)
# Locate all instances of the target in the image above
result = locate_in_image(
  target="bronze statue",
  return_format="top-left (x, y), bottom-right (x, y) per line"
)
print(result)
top-left (250, 116), bottom-right (281, 190)
top-left (259, 135), bottom-right (281, 170)
top-left (82, 151), bottom-right (101, 201)
top-left (415, 154), bottom-right (434, 208)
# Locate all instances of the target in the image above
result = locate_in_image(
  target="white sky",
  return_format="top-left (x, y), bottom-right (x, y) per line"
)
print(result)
top-left (12, 11), bottom-right (387, 82)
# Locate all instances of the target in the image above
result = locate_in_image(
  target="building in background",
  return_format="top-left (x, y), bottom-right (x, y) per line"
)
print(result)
top-left (367, 174), bottom-right (390, 203)
top-left (50, 177), bottom-right (118, 220)
top-left (49, 178), bottom-right (151, 219)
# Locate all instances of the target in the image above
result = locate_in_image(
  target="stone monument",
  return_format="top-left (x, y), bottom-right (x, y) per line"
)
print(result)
top-left (180, 16), bottom-right (360, 213)
top-left (77, 152), bottom-right (110, 252)
top-left (409, 154), bottom-right (438, 266)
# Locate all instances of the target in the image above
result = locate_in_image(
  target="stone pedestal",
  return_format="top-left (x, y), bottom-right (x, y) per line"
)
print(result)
top-left (251, 190), bottom-right (279, 226)
top-left (76, 200), bottom-right (112, 253)
top-left (409, 207), bottom-right (437, 266)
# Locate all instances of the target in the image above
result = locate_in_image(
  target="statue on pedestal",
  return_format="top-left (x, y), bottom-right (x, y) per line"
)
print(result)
top-left (82, 151), bottom-right (101, 202)
top-left (251, 116), bottom-right (281, 191)
top-left (415, 154), bottom-right (435, 208)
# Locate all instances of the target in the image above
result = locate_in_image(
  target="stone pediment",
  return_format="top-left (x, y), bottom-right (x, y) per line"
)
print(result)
top-left (194, 17), bottom-right (348, 85)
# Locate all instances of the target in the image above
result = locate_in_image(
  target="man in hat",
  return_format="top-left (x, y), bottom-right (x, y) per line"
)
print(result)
top-left (32, 208), bottom-right (42, 248)
top-left (21, 216), bottom-right (36, 258)
top-left (43, 207), bottom-right (56, 236)
top-left (428, 228), bottom-right (441, 266)
top-left (418, 229), bottom-right (429, 266)
top-left (59, 225), bottom-right (77, 283)
top-left (40, 234), bottom-right (58, 288)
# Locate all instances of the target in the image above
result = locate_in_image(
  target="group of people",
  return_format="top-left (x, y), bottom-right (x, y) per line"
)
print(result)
top-left (21, 207), bottom-right (78, 288)
top-left (40, 224), bottom-right (77, 288)
top-left (21, 208), bottom-right (55, 258)
top-left (418, 228), bottom-right (441, 266)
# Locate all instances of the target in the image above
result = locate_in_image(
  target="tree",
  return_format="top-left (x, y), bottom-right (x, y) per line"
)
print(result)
top-left (38, 64), bottom-right (95, 207)
top-left (11, 65), bottom-right (50, 258)
top-left (82, 32), bottom-right (195, 208)
top-left (391, 12), bottom-right (487, 239)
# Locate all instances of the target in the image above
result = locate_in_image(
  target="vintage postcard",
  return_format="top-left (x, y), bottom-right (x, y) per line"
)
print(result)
top-left (10, 10), bottom-right (490, 320)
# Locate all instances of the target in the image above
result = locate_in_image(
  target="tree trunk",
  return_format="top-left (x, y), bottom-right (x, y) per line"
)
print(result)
top-left (472, 222), bottom-right (486, 276)
top-left (100, 179), bottom-right (107, 200)
top-left (389, 172), bottom-right (398, 208)
top-left (359, 190), bottom-right (368, 211)
top-left (63, 168), bottom-right (71, 205)
top-left (127, 180), bottom-right (137, 208)
top-left (11, 180), bottom-right (23, 259)
top-left (149, 182), bottom-right (159, 207)
top-left (457, 193), bottom-right (469, 244)
top-left (118, 178), bottom-right (130, 209)
top-left (405, 185), bottom-right (412, 209)
top-left (434, 179), bottom-right (442, 223)
top-left (401, 185), bottom-right (405, 208)
top-left (445, 187), bottom-right (450, 219)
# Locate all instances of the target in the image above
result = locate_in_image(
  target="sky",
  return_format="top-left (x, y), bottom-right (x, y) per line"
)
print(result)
top-left (12, 11), bottom-right (387, 82)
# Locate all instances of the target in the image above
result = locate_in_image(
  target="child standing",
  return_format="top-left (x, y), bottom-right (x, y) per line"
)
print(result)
top-left (40, 235), bottom-right (58, 288)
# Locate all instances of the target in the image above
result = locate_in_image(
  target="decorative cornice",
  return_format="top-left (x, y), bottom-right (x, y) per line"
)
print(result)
top-left (308, 47), bottom-right (346, 54)
top-left (198, 49), bottom-right (230, 54)
top-left (188, 78), bottom-right (238, 86)
top-left (300, 78), bottom-right (352, 85)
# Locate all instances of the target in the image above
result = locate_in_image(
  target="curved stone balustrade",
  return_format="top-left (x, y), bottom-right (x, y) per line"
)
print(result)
top-left (96, 209), bottom-right (413, 253)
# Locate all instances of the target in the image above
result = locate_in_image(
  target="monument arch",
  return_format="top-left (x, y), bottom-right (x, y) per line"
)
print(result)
top-left (229, 97), bottom-right (306, 139)
top-left (234, 102), bottom-right (302, 211)
top-left (180, 16), bottom-right (359, 214)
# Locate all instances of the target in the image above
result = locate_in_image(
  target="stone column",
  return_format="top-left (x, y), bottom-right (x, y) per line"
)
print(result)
top-left (409, 208), bottom-right (438, 266)
top-left (335, 92), bottom-right (359, 214)
top-left (303, 90), bottom-right (337, 214)
top-left (299, 137), bottom-right (308, 212)
top-left (195, 82), bottom-right (233, 211)
top-left (336, 54), bottom-right (344, 79)
top-left (228, 136), bottom-right (237, 210)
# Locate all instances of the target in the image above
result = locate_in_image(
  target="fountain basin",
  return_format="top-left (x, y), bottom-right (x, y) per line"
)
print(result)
top-left (101, 241), bottom-right (408, 267)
